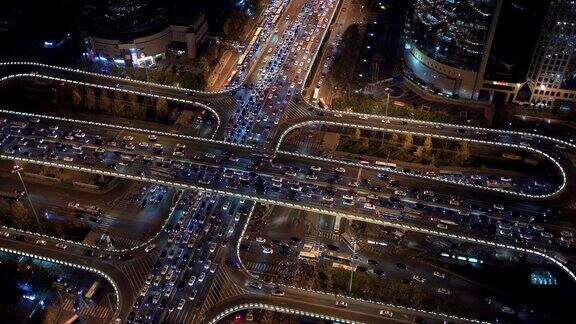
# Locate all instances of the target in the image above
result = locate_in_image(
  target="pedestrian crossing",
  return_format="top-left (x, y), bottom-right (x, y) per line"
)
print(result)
top-left (244, 261), bottom-right (293, 276)
top-left (112, 236), bottom-right (144, 250)
top-left (304, 229), bottom-right (339, 245)
top-left (61, 298), bottom-right (111, 320)
top-left (118, 253), bottom-right (156, 293)
top-left (563, 151), bottom-right (576, 166)
top-left (202, 266), bottom-right (246, 312)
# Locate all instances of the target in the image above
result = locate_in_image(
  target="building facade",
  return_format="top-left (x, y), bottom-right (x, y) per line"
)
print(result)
top-left (85, 0), bottom-right (208, 66)
top-left (403, 0), bottom-right (502, 100)
top-left (524, 0), bottom-right (576, 108)
top-left (403, 0), bottom-right (576, 109)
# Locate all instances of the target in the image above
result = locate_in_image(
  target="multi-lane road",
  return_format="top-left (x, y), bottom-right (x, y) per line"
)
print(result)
top-left (1, 0), bottom-right (576, 323)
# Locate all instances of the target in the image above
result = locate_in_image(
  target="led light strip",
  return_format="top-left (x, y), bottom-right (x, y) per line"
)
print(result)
top-left (275, 120), bottom-right (567, 198)
top-left (0, 74), bottom-right (222, 139)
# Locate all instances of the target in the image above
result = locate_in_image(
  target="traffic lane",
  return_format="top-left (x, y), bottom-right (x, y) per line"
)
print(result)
top-left (243, 0), bottom-right (308, 85)
top-left (3, 111), bottom-right (550, 200)
top-left (0, 128), bottom-right (564, 242)
top-left (0, 170), bottom-right (172, 239)
top-left (1, 138), bottom-right (566, 251)
top-left (134, 195), bottom-right (237, 322)
top-left (202, 291), bottom-right (450, 324)
top-left (307, 113), bottom-right (572, 158)
top-left (1, 120), bottom-right (568, 247)
top-left (3, 119), bottom-right (546, 209)
top-left (4, 66), bottom-right (224, 102)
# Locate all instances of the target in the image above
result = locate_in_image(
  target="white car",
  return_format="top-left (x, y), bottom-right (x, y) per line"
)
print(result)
top-left (263, 247), bottom-right (274, 254)
top-left (438, 288), bottom-right (451, 295)
top-left (433, 271), bottom-right (445, 278)
top-left (148, 135), bottom-right (157, 141)
top-left (256, 237), bottom-right (266, 243)
top-left (310, 166), bottom-right (321, 171)
top-left (358, 114), bottom-right (368, 120)
top-left (363, 203), bottom-right (376, 210)
top-left (334, 113), bottom-right (343, 118)
top-left (35, 240), bottom-right (47, 246)
top-left (138, 142), bottom-right (149, 148)
top-left (334, 167), bottom-right (346, 173)
top-left (177, 298), bottom-right (186, 310)
top-left (198, 272), bottom-right (206, 282)
top-left (394, 189), bottom-right (407, 196)
top-left (271, 289), bottom-right (285, 296)
top-left (56, 243), bottom-right (67, 250)
top-left (379, 310), bottom-right (393, 317)
top-left (139, 285), bottom-right (149, 296)
top-left (188, 276), bottom-right (197, 286)
top-left (412, 275), bottom-right (425, 283)
top-left (144, 244), bottom-right (156, 252)
top-left (335, 300), bottom-right (348, 308)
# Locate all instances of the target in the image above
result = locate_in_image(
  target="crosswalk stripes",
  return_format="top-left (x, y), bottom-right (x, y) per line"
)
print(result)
top-left (245, 261), bottom-right (293, 276)
top-left (563, 152), bottom-right (576, 166)
top-left (112, 236), bottom-right (143, 250)
top-left (203, 267), bottom-right (246, 312)
top-left (119, 254), bottom-right (155, 293)
top-left (61, 298), bottom-right (111, 319)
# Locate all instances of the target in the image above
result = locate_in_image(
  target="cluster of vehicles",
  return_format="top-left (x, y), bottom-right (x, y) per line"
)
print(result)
top-left (227, 0), bottom-right (289, 88)
top-left (128, 192), bottom-right (244, 323)
top-left (225, 0), bottom-right (337, 148)
top-left (1, 116), bottom-right (571, 254)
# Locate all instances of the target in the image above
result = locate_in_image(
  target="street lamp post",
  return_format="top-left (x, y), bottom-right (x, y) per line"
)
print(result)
top-left (144, 63), bottom-right (152, 94)
top-left (12, 165), bottom-right (42, 231)
top-left (348, 238), bottom-right (357, 295)
top-left (384, 87), bottom-right (391, 117)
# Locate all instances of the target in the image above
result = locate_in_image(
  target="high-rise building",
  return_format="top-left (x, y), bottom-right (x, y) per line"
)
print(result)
top-left (403, 0), bottom-right (502, 100)
top-left (480, 0), bottom-right (548, 103)
top-left (525, 0), bottom-right (576, 108)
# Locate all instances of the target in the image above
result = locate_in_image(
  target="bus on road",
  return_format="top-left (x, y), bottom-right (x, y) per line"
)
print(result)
top-left (85, 280), bottom-right (101, 300)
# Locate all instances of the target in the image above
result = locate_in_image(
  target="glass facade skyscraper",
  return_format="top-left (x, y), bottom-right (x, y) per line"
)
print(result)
top-left (403, 0), bottom-right (501, 100)
top-left (406, 0), bottom-right (496, 71)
